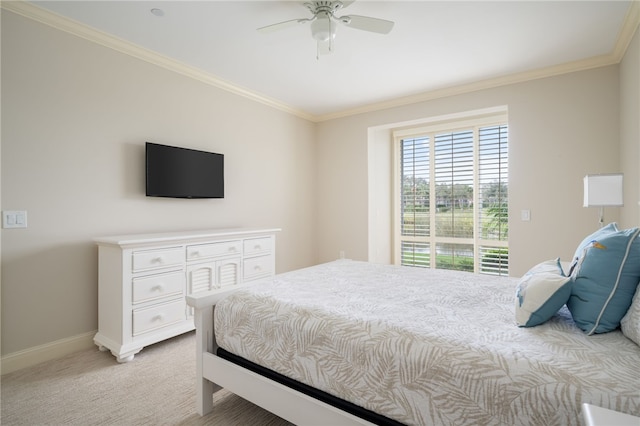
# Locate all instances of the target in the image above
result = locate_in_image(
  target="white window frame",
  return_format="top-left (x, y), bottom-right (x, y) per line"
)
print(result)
top-left (392, 111), bottom-right (508, 274)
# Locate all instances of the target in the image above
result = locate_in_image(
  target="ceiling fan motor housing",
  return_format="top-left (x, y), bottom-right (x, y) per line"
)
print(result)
top-left (304, 1), bottom-right (345, 16)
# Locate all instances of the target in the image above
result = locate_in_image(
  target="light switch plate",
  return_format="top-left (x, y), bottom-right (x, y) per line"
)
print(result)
top-left (3, 211), bottom-right (28, 229)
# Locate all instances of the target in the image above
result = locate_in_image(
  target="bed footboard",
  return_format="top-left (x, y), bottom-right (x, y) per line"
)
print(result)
top-left (186, 289), bottom-right (375, 425)
top-left (192, 304), bottom-right (219, 415)
top-left (187, 289), bottom-right (234, 415)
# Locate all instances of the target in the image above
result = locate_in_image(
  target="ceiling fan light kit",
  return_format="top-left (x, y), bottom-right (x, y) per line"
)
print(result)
top-left (258, 0), bottom-right (394, 57)
top-left (310, 12), bottom-right (334, 42)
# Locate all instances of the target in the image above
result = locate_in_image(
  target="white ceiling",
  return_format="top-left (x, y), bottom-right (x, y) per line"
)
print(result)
top-left (23, 1), bottom-right (637, 120)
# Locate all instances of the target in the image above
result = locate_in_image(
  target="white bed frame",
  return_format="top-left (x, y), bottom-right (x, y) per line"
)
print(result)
top-left (186, 289), bottom-right (375, 426)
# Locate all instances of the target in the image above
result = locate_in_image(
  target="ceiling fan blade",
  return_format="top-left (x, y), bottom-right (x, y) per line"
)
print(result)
top-left (340, 15), bottom-right (394, 34)
top-left (257, 18), bottom-right (310, 34)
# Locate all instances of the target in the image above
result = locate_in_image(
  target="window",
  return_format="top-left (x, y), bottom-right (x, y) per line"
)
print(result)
top-left (394, 114), bottom-right (508, 275)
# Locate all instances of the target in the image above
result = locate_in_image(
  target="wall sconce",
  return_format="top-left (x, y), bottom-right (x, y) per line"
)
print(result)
top-left (583, 173), bottom-right (624, 227)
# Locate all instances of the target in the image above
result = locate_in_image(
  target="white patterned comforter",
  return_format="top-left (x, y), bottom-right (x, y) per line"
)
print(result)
top-left (214, 260), bottom-right (640, 425)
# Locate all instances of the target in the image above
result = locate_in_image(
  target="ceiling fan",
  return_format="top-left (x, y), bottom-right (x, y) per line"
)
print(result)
top-left (257, 1), bottom-right (394, 56)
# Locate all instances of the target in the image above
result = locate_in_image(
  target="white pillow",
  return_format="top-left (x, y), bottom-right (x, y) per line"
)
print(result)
top-left (621, 287), bottom-right (640, 346)
top-left (515, 259), bottom-right (572, 327)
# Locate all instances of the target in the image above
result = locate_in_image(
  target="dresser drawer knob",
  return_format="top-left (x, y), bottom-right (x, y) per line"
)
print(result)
top-left (254, 245), bottom-right (261, 250)
top-left (191, 251), bottom-right (200, 257)
top-left (254, 265), bottom-right (262, 271)
top-left (152, 257), bottom-right (163, 264)
top-left (152, 314), bottom-right (164, 322)
top-left (151, 284), bottom-right (164, 293)
top-left (228, 247), bottom-right (237, 252)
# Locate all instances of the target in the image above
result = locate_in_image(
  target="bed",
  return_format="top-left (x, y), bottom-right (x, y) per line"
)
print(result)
top-left (186, 259), bottom-right (640, 425)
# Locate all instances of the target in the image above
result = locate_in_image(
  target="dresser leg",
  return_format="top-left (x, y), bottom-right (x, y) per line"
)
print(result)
top-left (116, 354), bottom-right (135, 363)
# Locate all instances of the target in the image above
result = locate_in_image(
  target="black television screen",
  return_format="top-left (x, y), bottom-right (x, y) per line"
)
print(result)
top-left (146, 142), bottom-right (224, 199)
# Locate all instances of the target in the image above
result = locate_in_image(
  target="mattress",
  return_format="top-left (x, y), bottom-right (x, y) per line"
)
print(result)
top-left (213, 260), bottom-right (640, 425)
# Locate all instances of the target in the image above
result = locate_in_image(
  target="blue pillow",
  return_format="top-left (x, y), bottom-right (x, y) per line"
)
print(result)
top-left (568, 222), bottom-right (618, 274)
top-left (515, 259), bottom-right (572, 327)
top-left (567, 227), bottom-right (640, 334)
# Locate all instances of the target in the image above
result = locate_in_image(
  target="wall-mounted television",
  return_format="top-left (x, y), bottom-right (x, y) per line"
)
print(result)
top-left (146, 142), bottom-right (224, 199)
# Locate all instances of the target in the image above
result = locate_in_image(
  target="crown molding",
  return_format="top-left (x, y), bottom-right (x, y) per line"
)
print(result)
top-left (315, 53), bottom-right (620, 122)
top-left (317, 1), bottom-right (640, 122)
top-left (1, 0), bottom-right (316, 122)
top-left (3, 0), bottom-right (639, 124)
top-left (613, 0), bottom-right (640, 61)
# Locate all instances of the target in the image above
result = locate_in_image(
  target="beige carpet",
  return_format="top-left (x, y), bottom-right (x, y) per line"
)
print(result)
top-left (1, 331), bottom-right (293, 425)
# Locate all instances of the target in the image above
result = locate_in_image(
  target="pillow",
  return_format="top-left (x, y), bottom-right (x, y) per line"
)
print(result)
top-left (568, 222), bottom-right (618, 275)
top-left (567, 227), bottom-right (640, 334)
top-left (526, 258), bottom-right (565, 276)
top-left (515, 259), bottom-right (572, 327)
top-left (621, 287), bottom-right (640, 346)
top-left (571, 222), bottom-right (618, 259)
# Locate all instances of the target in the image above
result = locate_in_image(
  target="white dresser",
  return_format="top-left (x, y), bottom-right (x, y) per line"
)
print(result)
top-left (94, 228), bottom-right (280, 362)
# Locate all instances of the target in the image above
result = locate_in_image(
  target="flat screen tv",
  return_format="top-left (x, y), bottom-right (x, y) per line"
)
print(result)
top-left (146, 142), bottom-right (224, 199)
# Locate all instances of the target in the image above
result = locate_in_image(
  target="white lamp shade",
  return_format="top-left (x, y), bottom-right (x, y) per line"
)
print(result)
top-left (583, 174), bottom-right (624, 207)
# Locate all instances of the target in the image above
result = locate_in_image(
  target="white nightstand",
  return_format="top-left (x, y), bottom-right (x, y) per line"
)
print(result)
top-left (582, 403), bottom-right (640, 426)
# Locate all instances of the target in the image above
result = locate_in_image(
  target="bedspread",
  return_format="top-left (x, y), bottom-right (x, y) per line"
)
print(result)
top-left (214, 260), bottom-right (640, 425)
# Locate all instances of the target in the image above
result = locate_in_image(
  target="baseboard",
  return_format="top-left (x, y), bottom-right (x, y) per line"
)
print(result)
top-left (1, 331), bottom-right (97, 375)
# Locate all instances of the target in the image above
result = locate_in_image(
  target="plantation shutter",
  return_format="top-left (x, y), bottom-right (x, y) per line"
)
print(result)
top-left (477, 124), bottom-right (509, 275)
top-left (433, 130), bottom-right (475, 270)
top-left (400, 137), bottom-right (430, 267)
top-left (395, 113), bottom-right (509, 276)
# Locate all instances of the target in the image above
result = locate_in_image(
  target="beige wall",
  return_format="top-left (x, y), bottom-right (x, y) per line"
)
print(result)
top-left (316, 66), bottom-right (623, 277)
top-left (1, 11), bottom-right (316, 356)
top-left (620, 26), bottom-right (640, 228)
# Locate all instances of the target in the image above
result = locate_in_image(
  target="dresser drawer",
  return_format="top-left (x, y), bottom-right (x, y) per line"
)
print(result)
top-left (243, 255), bottom-right (274, 281)
top-left (132, 247), bottom-right (183, 272)
top-left (132, 271), bottom-right (184, 304)
top-left (243, 237), bottom-right (273, 257)
top-left (187, 240), bottom-right (241, 261)
top-left (132, 299), bottom-right (185, 336)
